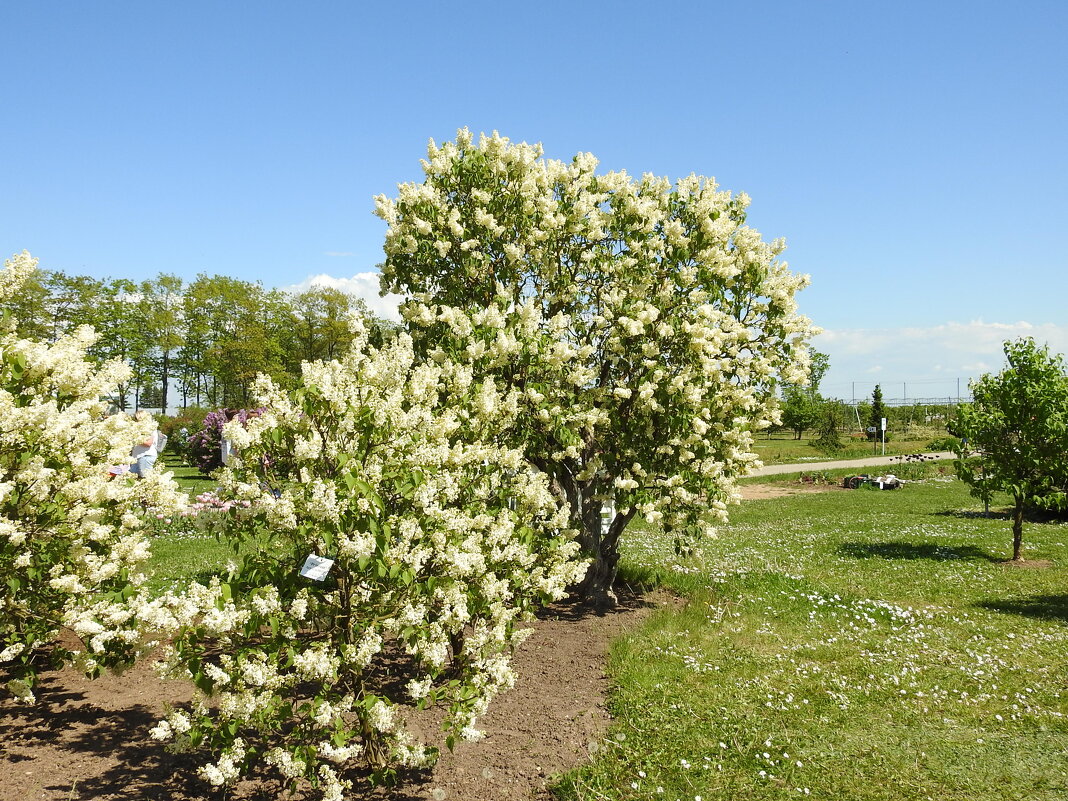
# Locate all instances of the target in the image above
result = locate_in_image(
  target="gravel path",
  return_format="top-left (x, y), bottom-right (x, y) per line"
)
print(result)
top-left (750, 451), bottom-right (955, 477)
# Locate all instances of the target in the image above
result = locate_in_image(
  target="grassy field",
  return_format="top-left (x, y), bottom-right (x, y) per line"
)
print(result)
top-left (143, 461), bottom-right (234, 590)
top-left (751, 432), bottom-right (949, 465)
top-left (142, 461), bottom-right (1068, 799)
top-left (556, 477), bottom-right (1068, 800)
top-left (161, 461), bottom-right (217, 493)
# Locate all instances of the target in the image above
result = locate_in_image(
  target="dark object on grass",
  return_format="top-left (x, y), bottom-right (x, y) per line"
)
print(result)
top-left (843, 473), bottom-right (903, 490)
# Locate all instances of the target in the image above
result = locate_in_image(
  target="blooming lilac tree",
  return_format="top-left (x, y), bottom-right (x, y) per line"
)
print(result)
top-left (150, 323), bottom-right (584, 798)
top-left (376, 130), bottom-right (816, 603)
top-left (0, 251), bottom-right (185, 702)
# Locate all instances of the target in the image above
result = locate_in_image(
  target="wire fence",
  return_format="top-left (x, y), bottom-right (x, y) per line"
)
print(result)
top-left (840, 395), bottom-right (972, 408)
top-left (823, 380), bottom-right (977, 408)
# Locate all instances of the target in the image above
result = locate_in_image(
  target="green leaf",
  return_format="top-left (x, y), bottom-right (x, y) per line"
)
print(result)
top-left (193, 670), bottom-right (214, 695)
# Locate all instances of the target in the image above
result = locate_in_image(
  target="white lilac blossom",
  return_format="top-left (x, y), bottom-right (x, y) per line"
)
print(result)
top-left (0, 252), bottom-right (186, 701)
top-left (153, 324), bottom-right (586, 795)
top-left (376, 130), bottom-right (817, 602)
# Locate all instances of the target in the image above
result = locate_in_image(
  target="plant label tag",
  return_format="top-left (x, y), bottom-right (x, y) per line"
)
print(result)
top-left (300, 554), bottom-right (334, 581)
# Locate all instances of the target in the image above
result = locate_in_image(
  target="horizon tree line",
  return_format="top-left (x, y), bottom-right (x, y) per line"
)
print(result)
top-left (0, 266), bottom-right (394, 412)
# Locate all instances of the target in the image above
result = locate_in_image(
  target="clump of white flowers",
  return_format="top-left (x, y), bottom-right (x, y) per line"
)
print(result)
top-left (152, 321), bottom-right (585, 795)
top-left (376, 130), bottom-right (817, 602)
top-left (0, 251), bottom-right (186, 702)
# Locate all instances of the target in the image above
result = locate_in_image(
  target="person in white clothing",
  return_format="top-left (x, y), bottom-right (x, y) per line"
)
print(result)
top-left (130, 412), bottom-right (160, 478)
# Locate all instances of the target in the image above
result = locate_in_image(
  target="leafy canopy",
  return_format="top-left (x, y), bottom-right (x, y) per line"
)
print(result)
top-left (954, 337), bottom-right (1068, 559)
top-left (376, 130), bottom-right (816, 598)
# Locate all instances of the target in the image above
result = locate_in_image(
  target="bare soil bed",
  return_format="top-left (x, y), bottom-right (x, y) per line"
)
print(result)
top-left (738, 482), bottom-right (841, 500)
top-left (0, 591), bottom-right (664, 801)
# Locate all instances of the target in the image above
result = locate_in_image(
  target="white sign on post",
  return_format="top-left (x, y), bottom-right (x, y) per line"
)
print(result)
top-left (600, 500), bottom-right (615, 536)
top-left (299, 554), bottom-right (334, 581)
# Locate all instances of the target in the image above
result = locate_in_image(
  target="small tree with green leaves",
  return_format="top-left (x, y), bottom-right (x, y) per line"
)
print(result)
top-left (780, 351), bottom-right (829, 439)
top-left (813, 401), bottom-right (844, 453)
top-left (953, 337), bottom-right (1068, 561)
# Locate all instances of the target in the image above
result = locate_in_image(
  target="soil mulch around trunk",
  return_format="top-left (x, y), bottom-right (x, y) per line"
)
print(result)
top-left (0, 589), bottom-right (666, 801)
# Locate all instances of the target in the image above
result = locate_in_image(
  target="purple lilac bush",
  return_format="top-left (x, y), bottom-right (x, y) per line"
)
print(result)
top-left (187, 408), bottom-right (263, 475)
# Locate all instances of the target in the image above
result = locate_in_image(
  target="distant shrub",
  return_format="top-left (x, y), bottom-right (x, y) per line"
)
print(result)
top-left (158, 408), bottom-right (210, 461)
top-left (812, 405), bottom-right (844, 454)
top-left (187, 409), bottom-right (263, 475)
top-left (926, 435), bottom-right (960, 451)
top-left (887, 453), bottom-right (946, 480)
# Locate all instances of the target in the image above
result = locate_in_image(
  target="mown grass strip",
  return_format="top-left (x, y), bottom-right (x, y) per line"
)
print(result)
top-left (557, 477), bottom-right (1068, 800)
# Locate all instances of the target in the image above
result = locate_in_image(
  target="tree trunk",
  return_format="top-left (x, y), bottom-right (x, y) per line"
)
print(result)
top-left (545, 467), bottom-right (635, 609)
top-left (572, 482), bottom-right (637, 608)
top-left (1012, 494), bottom-right (1025, 561)
top-left (161, 350), bottom-right (170, 416)
top-left (574, 490), bottom-right (617, 608)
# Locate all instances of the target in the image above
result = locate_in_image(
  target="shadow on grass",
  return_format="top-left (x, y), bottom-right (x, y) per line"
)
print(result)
top-left (935, 508), bottom-right (1011, 521)
top-left (936, 508), bottom-right (1068, 524)
top-left (978, 594), bottom-right (1068, 624)
top-left (837, 541), bottom-right (1001, 563)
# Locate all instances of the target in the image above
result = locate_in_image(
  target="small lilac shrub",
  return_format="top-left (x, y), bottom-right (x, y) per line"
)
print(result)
top-left (187, 409), bottom-right (263, 475)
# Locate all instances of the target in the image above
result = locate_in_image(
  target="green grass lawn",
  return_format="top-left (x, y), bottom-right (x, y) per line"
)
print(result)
top-left (556, 478), bottom-right (1068, 800)
top-left (143, 461), bottom-right (235, 591)
top-left (751, 434), bottom-right (947, 466)
top-left (140, 461), bottom-right (1068, 799)
top-left (160, 460), bottom-right (218, 493)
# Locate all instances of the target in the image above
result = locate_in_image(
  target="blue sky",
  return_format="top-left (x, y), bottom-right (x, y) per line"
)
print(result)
top-left (3, 0), bottom-right (1065, 401)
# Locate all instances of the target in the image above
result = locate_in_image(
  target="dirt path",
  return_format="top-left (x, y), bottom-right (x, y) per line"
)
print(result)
top-left (0, 592), bottom-right (665, 801)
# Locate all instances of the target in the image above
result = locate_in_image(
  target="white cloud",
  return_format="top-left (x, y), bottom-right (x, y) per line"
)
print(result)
top-left (282, 272), bottom-right (404, 322)
top-left (814, 320), bottom-right (1068, 402)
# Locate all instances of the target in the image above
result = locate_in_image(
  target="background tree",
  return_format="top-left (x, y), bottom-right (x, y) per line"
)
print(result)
top-left (953, 337), bottom-right (1068, 561)
top-left (182, 275), bottom-right (286, 406)
top-left (137, 274), bottom-right (185, 414)
top-left (868, 384), bottom-right (887, 441)
top-left (42, 271), bottom-right (105, 342)
top-left (780, 350), bottom-right (829, 439)
top-left (376, 130), bottom-right (815, 604)
top-left (813, 399), bottom-right (846, 453)
top-left (280, 286), bottom-right (362, 374)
